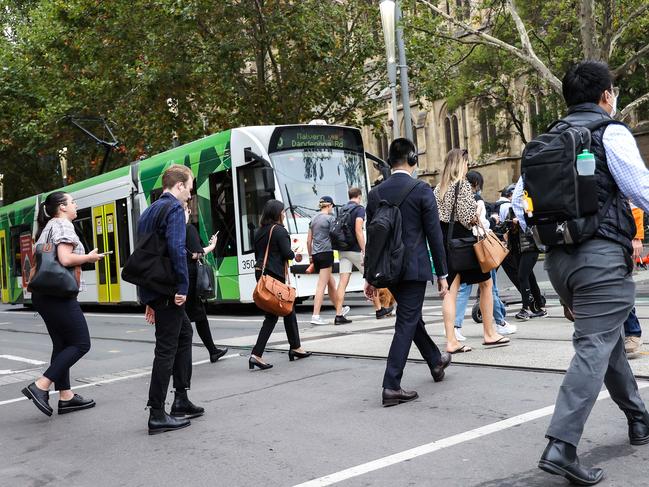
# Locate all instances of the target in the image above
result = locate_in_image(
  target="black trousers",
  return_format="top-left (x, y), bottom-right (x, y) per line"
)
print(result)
top-left (147, 298), bottom-right (193, 409)
top-left (383, 280), bottom-right (442, 390)
top-left (518, 251), bottom-right (542, 308)
top-left (32, 293), bottom-right (91, 391)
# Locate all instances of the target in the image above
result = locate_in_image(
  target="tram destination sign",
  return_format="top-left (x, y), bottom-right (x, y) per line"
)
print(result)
top-left (268, 126), bottom-right (363, 154)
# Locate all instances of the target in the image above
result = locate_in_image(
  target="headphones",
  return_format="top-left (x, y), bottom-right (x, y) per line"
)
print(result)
top-left (387, 139), bottom-right (418, 167)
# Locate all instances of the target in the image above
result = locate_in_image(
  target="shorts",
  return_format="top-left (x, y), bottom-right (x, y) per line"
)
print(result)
top-left (312, 251), bottom-right (334, 271)
top-left (339, 251), bottom-right (363, 274)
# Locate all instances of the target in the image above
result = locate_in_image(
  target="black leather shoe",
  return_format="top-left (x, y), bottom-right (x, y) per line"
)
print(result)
top-left (148, 408), bottom-right (191, 435)
top-left (382, 388), bottom-right (418, 407)
top-left (431, 352), bottom-right (452, 383)
top-left (210, 348), bottom-right (228, 363)
top-left (58, 394), bottom-right (95, 415)
top-left (538, 438), bottom-right (604, 485)
top-left (249, 356), bottom-right (273, 370)
top-left (22, 382), bottom-right (53, 417)
top-left (626, 410), bottom-right (649, 445)
top-left (171, 391), bottom-right (204, 419)
top-left (376, 306), bottom-right (394, 319)
top-left (334, 315), bottom-right (352, 325)
top-left (288, 350), bottom-right (312, 362)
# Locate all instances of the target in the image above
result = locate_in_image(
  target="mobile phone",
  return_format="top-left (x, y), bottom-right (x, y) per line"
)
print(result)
top-left (101, 250), bottom-right (114, 255)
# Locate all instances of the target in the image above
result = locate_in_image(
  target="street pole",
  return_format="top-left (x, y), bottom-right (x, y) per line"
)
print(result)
top-left (380, 0), bottom-right (400, 140)
top-left (396, 2), bottom-right (413, 142)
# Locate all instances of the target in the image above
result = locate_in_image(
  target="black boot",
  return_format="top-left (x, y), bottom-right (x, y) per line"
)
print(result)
top-left (626, 410), bottom-right (649, 445)
top-left (538, 438), bottom-right (604, 485)
top-left (148, 407), bottom-right (190, 435)
top-left (170, 390), bottom-right (204, 419)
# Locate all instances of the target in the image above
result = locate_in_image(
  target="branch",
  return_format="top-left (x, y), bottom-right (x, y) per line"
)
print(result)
top-left (610, 4), bottom-right (649, 58)
top-left (612, 42), bottom-right (649, 79)
top-left (417, 0), bottom-right (562, 93)
top-left (619, 91), bottom-right (649, 122)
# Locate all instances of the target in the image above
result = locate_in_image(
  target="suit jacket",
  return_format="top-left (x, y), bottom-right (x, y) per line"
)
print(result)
top-left (366, 173), bottom-right (448, 281)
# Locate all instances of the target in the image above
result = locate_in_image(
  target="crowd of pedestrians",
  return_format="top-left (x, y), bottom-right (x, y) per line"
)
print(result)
top-left (18, 60), bottom-right (649, 486)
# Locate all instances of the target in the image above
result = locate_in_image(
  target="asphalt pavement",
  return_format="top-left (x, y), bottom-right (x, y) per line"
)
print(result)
top-left (2, 262), bottom-right (649, 486)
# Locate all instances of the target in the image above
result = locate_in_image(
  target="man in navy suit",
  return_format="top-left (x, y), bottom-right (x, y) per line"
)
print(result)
top-left (364, 138), bottom-right (450, 407)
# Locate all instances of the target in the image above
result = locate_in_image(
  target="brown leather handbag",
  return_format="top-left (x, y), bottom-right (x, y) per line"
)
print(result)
top-left (473, 220), bottom-right (509, 273)
top-left (253, 225), bottom-right (296, 317)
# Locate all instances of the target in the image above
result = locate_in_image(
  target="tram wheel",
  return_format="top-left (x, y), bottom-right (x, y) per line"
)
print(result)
top-left (472, 302), bottom-right (482, 323)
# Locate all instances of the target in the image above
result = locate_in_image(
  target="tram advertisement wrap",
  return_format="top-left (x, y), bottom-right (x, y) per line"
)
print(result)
top-left (20, 233), bottom-right (34, 289)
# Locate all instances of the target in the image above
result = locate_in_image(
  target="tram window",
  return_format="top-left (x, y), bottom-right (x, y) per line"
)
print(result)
top-left (150, 188), bottom-right (163, 203)
top-left (9, 225), bottom-right (30, 276)
top-left (209, 170), bottom-right (237, 258)
top-left (238, 164), bottom-right (275, 254)
top-left (74, 208), bottom-right (95, 271)
top-left (116, 198), bottom-right (131, 267)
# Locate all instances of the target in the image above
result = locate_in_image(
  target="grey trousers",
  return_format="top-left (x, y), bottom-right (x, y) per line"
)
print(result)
top-left (545, 239), bottom-right (646, 446)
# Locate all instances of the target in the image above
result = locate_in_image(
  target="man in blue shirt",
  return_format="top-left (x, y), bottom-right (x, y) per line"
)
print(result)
top-left (138, 164), bottom-right (204, 435)
top-left (514, 62), bottom-right (649, 485)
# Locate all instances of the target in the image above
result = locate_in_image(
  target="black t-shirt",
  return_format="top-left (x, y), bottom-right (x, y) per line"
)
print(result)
top-left (345, 202), bottom-right (366, 252)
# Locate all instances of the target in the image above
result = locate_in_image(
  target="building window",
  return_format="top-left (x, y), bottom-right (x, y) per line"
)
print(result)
top-left (375, 131), bottom-right (389, 162)
top-left (480, 106), bottom-right (498, 153)
top-left (444, 114), bottom-right (461, 153)
top-left (444, 117), bottom-right (453, 153)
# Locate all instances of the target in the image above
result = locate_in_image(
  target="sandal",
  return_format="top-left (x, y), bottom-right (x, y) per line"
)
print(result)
top-left (482, 336), bottom-right (511, 346)
top-left (448, 345), bottom-right (472, 354)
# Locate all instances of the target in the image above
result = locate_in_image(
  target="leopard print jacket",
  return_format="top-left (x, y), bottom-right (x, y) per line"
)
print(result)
top-left (434, 180), bottom-right (477, 230)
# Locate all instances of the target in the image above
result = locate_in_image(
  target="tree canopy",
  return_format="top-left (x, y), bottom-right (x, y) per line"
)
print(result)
top-left (0, 0), bottom-right (383, 203)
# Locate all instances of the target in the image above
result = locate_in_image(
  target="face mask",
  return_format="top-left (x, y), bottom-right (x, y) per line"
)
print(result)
top-left (607, 89), bottom-right (618, 117)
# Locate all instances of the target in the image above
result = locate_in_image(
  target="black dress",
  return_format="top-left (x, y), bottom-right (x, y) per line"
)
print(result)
top-left (185, 223), bottom-right (206, 322)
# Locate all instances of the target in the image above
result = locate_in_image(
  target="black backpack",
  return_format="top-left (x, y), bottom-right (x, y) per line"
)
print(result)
top-left (521, 118), bottom-right (623, 246)
top-left (364, 178), bottom-right (421, 288)
top-left (121, 201), bottom-right (178, 296)
top-left (330, 203), bottom-right (358, 251)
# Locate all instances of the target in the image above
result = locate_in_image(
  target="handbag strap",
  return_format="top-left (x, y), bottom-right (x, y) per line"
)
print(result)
top-left (260, 224), bottom-right (291, 286)
top-left (446, 182), bottom-right (461, 248)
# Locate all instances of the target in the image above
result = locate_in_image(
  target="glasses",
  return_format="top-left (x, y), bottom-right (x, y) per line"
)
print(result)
top-left (609, 87), bottom-right (620, 97)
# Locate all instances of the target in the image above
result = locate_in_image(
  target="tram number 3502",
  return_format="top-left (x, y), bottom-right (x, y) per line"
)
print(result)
top-left (241, 258), bottom-right (256, 271)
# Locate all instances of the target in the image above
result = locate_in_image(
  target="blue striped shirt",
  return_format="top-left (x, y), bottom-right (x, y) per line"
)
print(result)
top-left (137, 192), bottom-right (189, 304)
top-left (513, 123), bottom-right (649, 231)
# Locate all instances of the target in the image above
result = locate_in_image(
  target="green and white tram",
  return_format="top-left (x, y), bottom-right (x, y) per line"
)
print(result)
top-left (0, 124), bottom-right (370, 305)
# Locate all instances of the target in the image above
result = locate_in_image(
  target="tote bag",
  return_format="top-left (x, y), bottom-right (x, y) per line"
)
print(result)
top-left (445, 183), bottom-right (481, 272)
top-left (27, 228), bottom-right (80, 297)
top-left (473, 220), bottom-right (509, 273)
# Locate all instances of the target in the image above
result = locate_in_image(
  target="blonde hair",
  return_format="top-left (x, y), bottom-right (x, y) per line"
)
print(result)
top-left (162, 164), bottom-right (193, 190)
top-left (438, 149), bottom-right (469, 199)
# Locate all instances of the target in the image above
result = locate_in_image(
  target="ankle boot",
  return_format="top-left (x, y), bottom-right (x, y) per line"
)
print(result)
top-left (538, 437), bottom-right (604, 485)
top-left (170, 390), bottom-right (204, 419)
top-left (625, 410), bottom-right (649, 445)
top-left (148, 407), bottom-right (190, 435)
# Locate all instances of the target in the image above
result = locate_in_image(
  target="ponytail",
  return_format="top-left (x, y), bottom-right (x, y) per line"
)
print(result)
top-left (35, 191), bottom-right (68, 241)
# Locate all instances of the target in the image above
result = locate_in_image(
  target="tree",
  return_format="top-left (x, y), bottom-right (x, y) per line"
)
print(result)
top-left (406, 0), bottom-right (649, 148)
top-left (0, 0), bottom-right (383, 203)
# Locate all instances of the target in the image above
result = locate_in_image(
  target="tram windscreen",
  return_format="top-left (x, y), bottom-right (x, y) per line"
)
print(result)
top-left (271, 148), bottom-right (368, 234)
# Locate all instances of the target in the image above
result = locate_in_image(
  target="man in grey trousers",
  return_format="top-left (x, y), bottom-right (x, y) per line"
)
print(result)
top-left (514, 61), bottom-right (649, 485)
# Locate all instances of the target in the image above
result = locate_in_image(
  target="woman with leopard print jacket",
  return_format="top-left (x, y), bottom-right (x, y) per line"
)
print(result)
top-left (433, 149), bottom-right (510, 354)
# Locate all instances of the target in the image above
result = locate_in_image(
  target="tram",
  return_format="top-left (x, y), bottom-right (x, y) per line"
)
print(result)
top-left (0, 124), bottom-right (371, 305)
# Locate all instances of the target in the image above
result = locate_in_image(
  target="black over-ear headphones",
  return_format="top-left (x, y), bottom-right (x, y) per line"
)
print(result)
top-left (406, 148), bottom-right (418, 167)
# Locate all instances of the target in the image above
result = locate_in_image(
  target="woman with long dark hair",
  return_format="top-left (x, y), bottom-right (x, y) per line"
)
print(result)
top-left (250, 200), bottom-right (311, 370)
top-left (184, 204), bottom-right (228, 362)
top-left (21, 191), bottom-right (105, 417)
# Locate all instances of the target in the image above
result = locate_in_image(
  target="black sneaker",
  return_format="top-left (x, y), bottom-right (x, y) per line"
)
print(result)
top-left (376, 306), bottom-right (394, 319)
top-left (334, 315), bottom-right (352, 325)
top-left (515, 308), bottom-right (532, 321)
top-left (530, 309), bottom-right (548, 318)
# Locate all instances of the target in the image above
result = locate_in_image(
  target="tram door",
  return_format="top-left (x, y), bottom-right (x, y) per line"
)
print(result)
top-left (92, 203), bottom-right (121, 303)
top-left (0, 231), bottom-right (7, 303)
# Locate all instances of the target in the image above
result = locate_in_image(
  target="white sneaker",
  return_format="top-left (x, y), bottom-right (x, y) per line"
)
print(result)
top-left (454, 328), bottom-right (467, 341)
top-left (310, 315), bottom-right (327, 325)
top-left (341, 306), bottom-right (350, 317)
top-left (496, 321), bottom-right (517, 335)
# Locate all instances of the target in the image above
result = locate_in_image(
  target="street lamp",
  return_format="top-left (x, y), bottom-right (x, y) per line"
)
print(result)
top-left (380, 0), bottom-right (400, 140)
top-left (58, 147), bottom-right (68, 186)
top-left (379, 0), bottom-right (414, 142)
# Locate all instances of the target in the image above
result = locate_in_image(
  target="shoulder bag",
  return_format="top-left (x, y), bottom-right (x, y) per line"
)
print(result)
top-left (446, 182), bottom-right (481, 272)
top-left (27, 228), bottom-right (81, 297)
top-left (195, 256), bottom-right (215, 300)
top-left (253, 225), bottom-right (296, 317)
top-left (473, 219), bottom-right (509, 273)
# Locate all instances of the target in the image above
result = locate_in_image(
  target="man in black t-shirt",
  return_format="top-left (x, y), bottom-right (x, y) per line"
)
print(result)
top-left (334, 187), bottom-right (392, 325)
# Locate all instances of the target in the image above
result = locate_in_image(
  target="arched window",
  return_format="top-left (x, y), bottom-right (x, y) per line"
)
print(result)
top-left (375, 131), bottom-right (389, 162)
top-left (480, 106), bottom-right (498, 153)
top-left (444, 117), bottom-right (453, 153)
top-left (452, 115), bottom-right (460, 148)
top-left (444, 113), bottom-right (461, 153)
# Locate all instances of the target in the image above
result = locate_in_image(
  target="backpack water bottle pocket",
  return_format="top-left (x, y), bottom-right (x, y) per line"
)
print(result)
top-left (577, 175), bottom-right (598, 215)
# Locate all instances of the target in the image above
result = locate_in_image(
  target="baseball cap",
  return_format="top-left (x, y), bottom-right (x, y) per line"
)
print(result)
top-left (500, 184), bottom-right (516, 197)
top-left (319, 196), bottom-right (334, 205)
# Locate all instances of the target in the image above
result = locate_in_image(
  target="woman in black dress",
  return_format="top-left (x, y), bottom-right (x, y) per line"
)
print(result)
top-left (249, 200), bottom-right (311, 370)
top-left (433, 149), bottom-right (510, 353)
top-left (184, 205), bottom-right (228, 363)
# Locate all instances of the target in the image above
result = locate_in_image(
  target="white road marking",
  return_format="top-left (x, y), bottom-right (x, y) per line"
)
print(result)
top-left (293, 382), bottom-right (649, 487)
top-left (0, 353), bottom-right (240, 407)
top-left (0, 354), bottom-right (47, 365)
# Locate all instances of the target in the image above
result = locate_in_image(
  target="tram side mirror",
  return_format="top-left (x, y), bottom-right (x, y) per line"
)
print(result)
top-left (261, 166), bottom-right (276, 193)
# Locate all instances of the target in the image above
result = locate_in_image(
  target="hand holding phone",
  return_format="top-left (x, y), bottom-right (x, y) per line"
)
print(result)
top-left (101, 250), bottom-right (114, 256)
